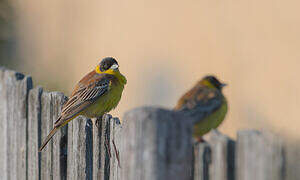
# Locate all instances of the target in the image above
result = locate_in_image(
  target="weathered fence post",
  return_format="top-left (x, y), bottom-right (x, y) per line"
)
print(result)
top-left (93, 114), bottom-right (121, 180)
top-left (193, 130), bottom-right (235, 180)
top-left (67, 116), bottom-right (93, 180)
top-left (208, 130), bottom-right (235, 180)
top-left (119, 107), bottom-right (193, 180)
top-left (40, 91), bottom-right (68, 180)
top-left (108, 117), bottom-right (122, 180)
top-left (236, 130), bottom-right (285, 180)
top-left (28, 87), bottom-right (43, 180)
top-left (194, 142), bottom-right (211, 180)
top-left (93, 115), bottom-right (110, 180)
top-left (51, 92), bottom-right (68, 180)
top-left (93, 116), bottom-right (104, 180)
top-left (0, 68), bottom-right (33, 180)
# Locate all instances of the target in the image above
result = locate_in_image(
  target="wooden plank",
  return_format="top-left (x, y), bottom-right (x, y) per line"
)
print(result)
top-left (27, 87), bottom-right (43, 180)
top-left (120, 107), bottom-right (193, 180)
top-left (40, 91), bottom-right (68, 180)
top-left (236, 130), bottom-right (285, 180)
top-left (0, 68), bottom-right (33, 180)
top-left (93, 114), bottom-right (122, 180)
top-left (193, 142), bottom-right (211, 180)
top-left (109, 117), bottom-right (122, 180)
top-left (92, 117), bottom-right (101, 180)
top-left (67, 116), bottom-right (93, 180)
top-left (93, 114), bottom-right (111, 180)
top-left (0, 68), bottom-right (9, 179)
top-left (40, 92), bottom-right (54, 180)
top-left (208, 130), bottom-right (235, 180)
top-left (40, 92), bottom-right (52, 179)
top-left (51, 92), bottom-right (68, 180)
top-left (67, 116), bottom-right (74, 180)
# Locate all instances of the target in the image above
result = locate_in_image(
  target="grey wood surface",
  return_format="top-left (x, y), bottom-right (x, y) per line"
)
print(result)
top-left (236, 130), bottom-right (285, 180)
top-left (67, 116), bottom-right (93, 180)
top-left (194, 142), bottom-right (211, 180)
top-left (40, 91), bottom-right (68, 180)
top-left (52, 92), bottom-right (68, 180)
top-left (193, 130), bottom-right (235, 180)
top-left (93, 116), bottom-right (103, 180)
top-left (120, 107), bottom-right (193, 180)
top-left (28, 87), bottom-right (43, 180)
top-left (40, 92), bottom-right (53, 180)
top-left (0, 68), bottom-right (33, 180)
top-left (0, 68), bottom-right (8, 179)
top-left (95, 115), bottom-right (111, 180)
top-left (93, 114), bottom-right (122, 180)
top-left (109, 117), bottom-right (122, 180)
top-left (93, 114), bottom-right (113, 180)
top-left (208, 130), bottom-right (235, 180)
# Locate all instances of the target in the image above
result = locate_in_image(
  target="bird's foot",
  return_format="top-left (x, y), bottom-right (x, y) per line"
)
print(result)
top-left (103, 114), bottom-right (121, 125)
top-left (103, 113), bottom-right (113, 120)
top-left (94, 114), bottom-right (114, 128)
top-left (194, 136), bottom-right (206, 145)
top-left (94, 116), bottom-right (102, 128)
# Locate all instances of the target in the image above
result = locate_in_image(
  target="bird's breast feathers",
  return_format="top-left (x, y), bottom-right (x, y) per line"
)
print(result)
top-left (82, 72), bottom-right (126, 118)
top-left (193, 98), bottom-right (227, 137)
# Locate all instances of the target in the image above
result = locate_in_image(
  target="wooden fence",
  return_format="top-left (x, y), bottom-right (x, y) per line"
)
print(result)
top-left (0, 67), bottom-right (285, 180)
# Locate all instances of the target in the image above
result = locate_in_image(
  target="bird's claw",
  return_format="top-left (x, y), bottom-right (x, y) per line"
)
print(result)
top-left (95, 118), bottom-right (99, 128)
top-left (87, 120), bottom-right (93, 128)
top-left (103, 113), bottom-right (112, 121)
top-left (194, 136), bottom-right (206, 145)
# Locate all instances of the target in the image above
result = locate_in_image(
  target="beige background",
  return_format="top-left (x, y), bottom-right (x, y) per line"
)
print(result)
top-left (3, 1), bottom-right (300, 178)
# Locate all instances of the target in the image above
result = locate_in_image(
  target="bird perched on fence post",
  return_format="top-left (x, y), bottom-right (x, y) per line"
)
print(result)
top-left (39, 57), bottom-right (127, 152)
top-left (174, 75), bottom-right (227, 142)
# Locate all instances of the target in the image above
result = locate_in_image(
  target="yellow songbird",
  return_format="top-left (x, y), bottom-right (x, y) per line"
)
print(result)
top-left (39, 57), bottom-right (127, 151)
top-left (174, 75), bottom-right (227, 142)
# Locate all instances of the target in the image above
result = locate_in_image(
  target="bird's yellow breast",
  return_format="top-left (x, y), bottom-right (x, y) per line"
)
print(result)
top-left (82, 71), bottom-right (126, 118)
top-left (193, 98), bottom-right (228, 138)
top-left (83, 84), bottom-right (124, 118)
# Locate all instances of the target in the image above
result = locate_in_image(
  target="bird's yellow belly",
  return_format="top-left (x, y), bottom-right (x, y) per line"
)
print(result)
top-left (82, 85), bottom-right (123, 118)
top-left (193, 101), bottom-right (227, 138)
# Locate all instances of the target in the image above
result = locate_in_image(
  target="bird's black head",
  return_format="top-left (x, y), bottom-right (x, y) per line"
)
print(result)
top-left (202, 75), bottom-right (227, 90)
top-left (98, 57), bottom-right (119, 72)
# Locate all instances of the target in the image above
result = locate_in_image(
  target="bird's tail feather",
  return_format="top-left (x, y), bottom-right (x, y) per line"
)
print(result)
top-left (38, 127), bottom-right (59, 152)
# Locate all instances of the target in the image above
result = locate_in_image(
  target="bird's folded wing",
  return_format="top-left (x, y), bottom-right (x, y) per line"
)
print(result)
top-left (176, 88), bottom-right (223, 121)
top-left (54, 73), bottom-right (111, 127)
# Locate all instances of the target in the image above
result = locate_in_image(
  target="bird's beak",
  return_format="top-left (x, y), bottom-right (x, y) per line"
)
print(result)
top-left (110, 63), bottom-right (119, 70)
top-left (221, 83), bottom-right (227, 88)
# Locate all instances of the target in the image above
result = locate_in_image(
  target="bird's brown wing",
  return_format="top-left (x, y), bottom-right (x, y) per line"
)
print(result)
top-left (39, 71), bottom-right (113, 152)
top-left (174, 86), bottom-right (223, 122)
top-left (54, 71), bottom-right (113, 127)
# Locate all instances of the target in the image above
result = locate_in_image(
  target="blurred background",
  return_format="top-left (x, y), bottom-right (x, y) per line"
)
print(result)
top-left (0, 0), bottom-right (299, 179)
